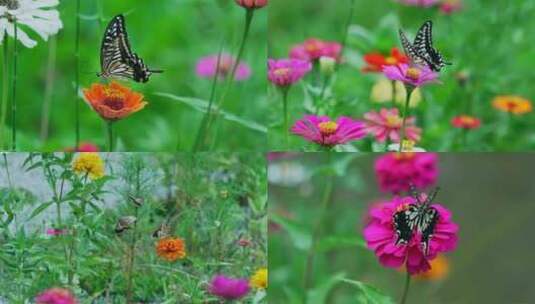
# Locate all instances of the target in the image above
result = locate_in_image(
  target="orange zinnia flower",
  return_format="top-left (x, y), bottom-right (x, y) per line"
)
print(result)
top-left (155, 237), bottom-right (187, 262)
top-left (83, 82), bottom-right (147, 121)
top-left (492, 95), bottom-right (532, 115)
top-left (415, 255), bottom-right (450, 281)
top-left (451, 115), bottom-right (481, 129)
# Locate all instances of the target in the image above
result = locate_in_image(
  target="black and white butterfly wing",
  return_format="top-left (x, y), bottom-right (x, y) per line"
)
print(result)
top-left (99, 15), bottom-right (135, 80)
top-left (399, 29), bottom-right (426, 66)
top-left (393, 204), bottom-right (419, 246)
top-left (418, 207), bottom-right (439, 256)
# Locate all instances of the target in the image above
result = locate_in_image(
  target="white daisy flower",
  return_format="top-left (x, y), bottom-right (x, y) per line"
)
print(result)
top-left (0, 0), bottom-right (63, 48)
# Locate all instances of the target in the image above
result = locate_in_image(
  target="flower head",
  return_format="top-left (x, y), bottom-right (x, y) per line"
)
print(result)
top-left (196, 54), bottom-right (251, 81)
top-left (65, 142), bottom-right (99, 152)
top-left (268, 58), bottom-right (311, 87)
top-left (46, 228), bottom-right (67, 236)
top-left (250, 268), bottom-right (268, 289)
top-left (363, 195), bottom-right (458, 274)
top-left (155, 237), bottom-right (186, 262)
top-left (440, 0), bottom-right (462, 14)
top-left (235, 0), bottom-right (268, 9)
top-left (291, 115), bottom-right (366, 148)
top-left (35, 287), bottom-right (78, 304)
top-left (289, 38), bottom-right (342, 62)
top-left (0, 0), bottom-right (63, 48)
top-left (415, 254), bottom-right (450, 280)
top-left (83, 82), bottom-right (147, 121)
top-left (364, 108), bottom-right (421, 143)
top-left (72, 153), bottom-right (105, 180)
top-left (383, 64), bottom-right (438, 88)
top-left (395, 0), bottom-right (440, 7)
top-left (492, 95), bottom-right (532, 115)
top-left (209, 275), bottom-right (250, 300)
top-left (375, 152), bottom-right (438, 194)
top-left (362, 48), bottom-right (408, 73)
top-left (451, 115), bottom-right (481, 129)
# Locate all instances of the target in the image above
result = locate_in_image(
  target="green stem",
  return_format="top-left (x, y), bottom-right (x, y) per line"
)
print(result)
top-left (204, 8), bottom-right (255, 149)
top-left (126, 166), bottom-right (141, 303)
top-left (1, 33), bottom-right (7, 149)
top-left (192, 43), bottom-right (224, 152)
top-left (400, 272), bottom-right (412, 304)
top-left (302, 157), bottom-right (334, 301)
top-left (74, 0), bottom-right (81, 148)
top-left (391, 80), bottom-right (397, 105)
top-left (11, 20), bottom-right (17, 151)
top-left (40, 37), bottom-right (57, 142)
top-left (315, 76), bottom-right (329, 115)
top-left (282, 88), bottom-right (290, 149)
top-left (107, 121), bottom-right (114, 152)
top-left (2, 153), bottom-right (12, 187)
top-left (398, 86), bottom-right (414, 152)
top-left (335, 0), bottom-right (355, 71)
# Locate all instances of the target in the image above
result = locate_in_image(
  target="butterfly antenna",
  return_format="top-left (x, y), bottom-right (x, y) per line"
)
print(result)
top-left (425, 187), bottom-right (440, 206)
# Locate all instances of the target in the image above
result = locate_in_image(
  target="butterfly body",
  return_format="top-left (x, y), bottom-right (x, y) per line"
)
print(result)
top-left (99, 14), bottom-right (162, 83)
top-left (393, 187), bottom-right (440, 256)
top-left (399, 21), bottom-right (451, 72)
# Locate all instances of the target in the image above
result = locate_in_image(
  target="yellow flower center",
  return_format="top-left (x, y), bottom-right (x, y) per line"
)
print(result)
top-left (406, 67), bottom-right (422, 80)
top-left (318, 121), bottom-right (338, 135)
top-left (400, 140), bottom-right (415, 151)
top-left (385, 57), bottom-right (397, 65)
top-left (103, 87), bottom-right (126, 100)
top-left (274, 68), bottom-right (290, 77)
top-left (385, 114), bottom-right (402, 128)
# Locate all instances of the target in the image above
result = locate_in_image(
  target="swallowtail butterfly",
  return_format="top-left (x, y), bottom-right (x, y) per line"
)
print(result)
top-left (399, 20), bottom-right (451, 72)
top-left (393, 186), bottom-right (440, 256)
top-left (115, 216), bottom-right (137, 234)
top-left (98, 14), bottom-right (162, 83)
top-left (152, 222), bottom-right (171, 239)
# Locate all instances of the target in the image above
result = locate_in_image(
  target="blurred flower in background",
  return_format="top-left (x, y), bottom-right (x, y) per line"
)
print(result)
top-left (370, 78), bottom-right (422, 107)
top-left (374, 152), bottom-right (438, 193)
top-left (235, 0), bottom-right (268, 9)
top-left (209, 275), bottom-right (250, 300)
top-left (363, 195), bottom-right (458, 274)
top-left (196, 54), bottom-right (251, 81)
top-left (35, 287), bottom-right (78, 304)
top-left (492, 95), bottom-right (532, 115)
top-left (250, 268), bottom-right (268, 289)
top-left (0, 0), bottom-right (63, 48)
top-left (83, 82), bottom-right (147, 122)
top-left (451, 115), bottom-right (481, 129)
top-left (155, 237), bottom-right (187, 262)
top-left (71, 153), bottom-right (105, 180)
top-left (291, 115), bottom-right (366, 148)
top-left (415, 255), bottom-right (451, 280)
top-left (65, 142), bottom-right (100, 152)
top-left (46, 228), bottom-right (66, 236)
top-left (387, 140), bottom-right (426, 152)
top-left (362, 48), bottom-right (408, 73)
top-left (364, 108), bottom-right (421, 143)
top-left (440, 0), bottom-right (463, 14)
top-left (289, 38), bottom-right (342, 62)
top-left (268, 58), bottom-right (312, 87)
top-left (394, 0), bottom-right (440, 7)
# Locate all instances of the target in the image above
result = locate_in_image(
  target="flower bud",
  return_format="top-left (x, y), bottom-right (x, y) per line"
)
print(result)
top-left (235, 0), bottom-right (268, 9)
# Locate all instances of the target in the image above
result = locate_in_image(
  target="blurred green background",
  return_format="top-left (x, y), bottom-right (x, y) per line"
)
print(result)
top-left (268, 0), bottom-right (535, 151)
top-left (1, 0), bottom-right (267, 151)
top-left (269, 153), bottom-right (535, 303)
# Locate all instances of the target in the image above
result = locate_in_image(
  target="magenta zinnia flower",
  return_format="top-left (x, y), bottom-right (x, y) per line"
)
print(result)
top-left (196, 54), bottom-right (251, 81)
top-left (46, 228), bottom-right (67, 236)
top-left (364, 108), bottom-right (421, 143)
top-left (375, 153), bottom-right (438, 194)
top-left (383, 64), bottom-right (438, 88)
top-left (395, 0), bottom-right (439, 7)
top-left (289, 38), bottom-right (342, 62)
top-left (291, 115), bottom-right (366, 148)
top-left (363, 195), bottom-right (458, 274)
top-left (268, 58), bottom-right (312, 87)
top-left (209, 275), bottom-right (250, 300)
top-left (35, 288), bottom-right (78, 304)
top-left (440, 0), bottom-right (462, 14)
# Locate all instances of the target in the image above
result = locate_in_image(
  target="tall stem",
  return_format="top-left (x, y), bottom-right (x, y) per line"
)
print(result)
top-left (335, 0), bottom-right (355, 71)
top-left (10, 20), bottom-right (17, 151)
top-left (126, 165), bottom-right (141, 304)
top-left (40, 37), bottom-right (57, 142)
top-left (204, 8), bottom-right (255, 149)
top-left (398, 86), bottom-right (414, 152)
top-left (107, 121), bottom-right (114, 152)
top-left (74, 0), bottom-right (81, 148)
top-left (391, 80), bottom-right (397, 105)
top-left (1, 34), bottom-right (8, 149)
top-left (400, 272), bottom-right (412, 304)
top-left (302, 155), bottom-right (334, 301)
top-left (281, 88), bottom-right (289, 149)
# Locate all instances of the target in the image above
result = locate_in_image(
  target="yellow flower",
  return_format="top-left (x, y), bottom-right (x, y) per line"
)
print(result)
top-left (416, 255), bottom-right (450, 281)
top-left (250, 268), bottom-right (268, 289)
top-left (370, 78), bottom-right (422, 108)
top-left (492, 95), bottom-right (532, 115)
top-left (72, 153), bottom-right (105, 180)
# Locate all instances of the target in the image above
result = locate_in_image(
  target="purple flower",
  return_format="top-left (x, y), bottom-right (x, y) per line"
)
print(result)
top-left (291, 115), bottom-right (367, 148)
top-left (35, 288), bottom-right (78, 304)
top-left (268, 58), bottom-right (312, 87)
top-left (383, 63), bottom-right (438, 88)
top-left (196, 54), bottom-right (251, 81)
top-left (209, 275), bottom-right (250, 300)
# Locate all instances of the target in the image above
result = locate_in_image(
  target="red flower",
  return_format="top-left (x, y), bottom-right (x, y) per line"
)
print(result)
top-left (362, 48), bottom-right (408, 73)
top-left (451, 115), bottom-right (481, 129)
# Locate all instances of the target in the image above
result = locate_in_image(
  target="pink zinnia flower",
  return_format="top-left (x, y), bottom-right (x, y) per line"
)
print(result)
top-left (383, 64), bottom-right (438, 88)
top-left (395, 0), bottom-right (440, 7)
top-left (451, 115), bottom-right (481, 129)
top-left (35, 288), bottom-right (78, 304)
top-left (209, 275), bottom-right (250, 300)
top-left (364, 108), bottom-right (421, 143)
top-left (363, 194), bottom-right (458, 274)
top-left (291, 115), bottom-right (366, 148)
top-left (235, 0), bottom-right (268, 9)
top-left (196, 54), bottom-right (251, 81)
top-left (268, 58), bottom-right (312, 87)
top-left (375, 153), bottom-right (438, 194)
top-left (46, 228), bottom-right (67, 236)
top-left (289, 38), bottom-right (342, 62)
top-left (440, 0), bottom-right (462, 14)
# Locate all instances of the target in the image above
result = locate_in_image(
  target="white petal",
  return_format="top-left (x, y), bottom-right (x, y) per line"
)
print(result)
top-left (5, 23), bottom-right (37, 48)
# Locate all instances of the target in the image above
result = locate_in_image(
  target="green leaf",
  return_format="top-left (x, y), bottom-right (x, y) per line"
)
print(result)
top-left (316, 235), bottom-right (367, 252)
top-left (269, 214), bottom-right (311, 251)
top-left (28, 201), bottom-right (54, 221)
top-left (307, 272), bottom-right (346, 304)
top-left (154, 92), bottom-right (267, 133)
top-left (340, 278), bottom-right (395, 304)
